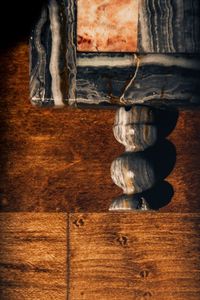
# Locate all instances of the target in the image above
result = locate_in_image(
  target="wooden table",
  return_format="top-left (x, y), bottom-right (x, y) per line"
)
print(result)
top-left (0, 42), bottom-right (200, 299)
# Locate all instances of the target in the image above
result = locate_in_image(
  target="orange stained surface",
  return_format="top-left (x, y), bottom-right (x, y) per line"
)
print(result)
top-left (77, 0), bottom-right (139, 52)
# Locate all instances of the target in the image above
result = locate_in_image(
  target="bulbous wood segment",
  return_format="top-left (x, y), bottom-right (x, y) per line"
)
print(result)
top-left (109, 194), bottom-right (151, 211)
top-left (113, 124), bottom-right (157, 152)
top-left (113, 106), bottom-right (157, 151)
top-left (111, 152), bottom-right (155, 195)
top-left (110, 105), bottom-right (158, 211)
top-left (114, 105), bottom-right (155, 125)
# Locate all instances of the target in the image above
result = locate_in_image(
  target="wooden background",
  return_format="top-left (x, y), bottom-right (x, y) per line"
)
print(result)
top-left (0, 2), bottom-right (200, 297)
top-left (0, 43), bottom-right (200, 212)
top-left (0, 213), bottom-right (200, 299)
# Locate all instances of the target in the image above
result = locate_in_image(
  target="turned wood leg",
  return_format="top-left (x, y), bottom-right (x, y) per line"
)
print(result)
top-left (109, 105), bottom-right (158, 211)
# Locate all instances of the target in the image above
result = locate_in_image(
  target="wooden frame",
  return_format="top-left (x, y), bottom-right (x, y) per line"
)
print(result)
top-left (30, 0), bottom-right (200, 108)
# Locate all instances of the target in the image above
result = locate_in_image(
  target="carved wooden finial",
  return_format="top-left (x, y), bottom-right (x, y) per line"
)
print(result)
top-left (110, 105), bottom-right (157, 211)
top-left (113, 105), bottom-right (157, 152)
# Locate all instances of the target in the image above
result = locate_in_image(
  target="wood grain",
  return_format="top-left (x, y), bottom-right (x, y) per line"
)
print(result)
top-left (0, 43), bottom-right (200, 212)
top-left (70, 213), bottom-right (200, 300)
top-left (1, 3), bottom-right (200, 300)
top-left (139, 0), bottom-right (200, 53)
top-left (0, 213), bottom-right (67, 300)
top-left (0, 213), bottom-right (199, 299)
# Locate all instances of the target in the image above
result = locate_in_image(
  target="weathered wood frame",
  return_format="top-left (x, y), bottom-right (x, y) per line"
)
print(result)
top-left (30, 0), bottom-right (200, 108)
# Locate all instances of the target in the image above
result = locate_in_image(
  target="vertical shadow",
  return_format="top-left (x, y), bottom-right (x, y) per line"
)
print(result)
top-left (0, 1), bottom-right (47, 49)
top-left (155, 108), bottom-right (179, 139)
top-left (0, 1), bottom-right (47, 210)
top-left (143, 107), bottom-right (179, 209)
top-left (110, 106), bottom-right (179, 211)
top-left (0, 60), bottom-right (9, 209)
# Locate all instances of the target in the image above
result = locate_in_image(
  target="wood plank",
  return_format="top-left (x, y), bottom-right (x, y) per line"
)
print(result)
top-left (0, 212), bottom-right (199, 299)
top-left (0, 44), bottom-right (200, 212)
top-left (70, 213), bottom-right (200, 300)
top-left (0, 213), bottom-right (67, 300)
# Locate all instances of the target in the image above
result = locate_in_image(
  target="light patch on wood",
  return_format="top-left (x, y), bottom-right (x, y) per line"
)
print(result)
top-left (77, 0), bottom-right (139, 52)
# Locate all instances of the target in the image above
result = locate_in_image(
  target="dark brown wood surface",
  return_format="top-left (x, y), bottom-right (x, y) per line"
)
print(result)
top-left (0, 4), bottom-right (200, 299)
top-left (0, 43), bottom-right (200, 212)
top-left (0, 213), bottom-right (200, 300)
top-left (0, 213), bottom-right (67, 300)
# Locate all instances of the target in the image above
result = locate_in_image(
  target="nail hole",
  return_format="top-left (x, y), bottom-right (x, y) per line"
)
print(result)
top-left (73, 218), bottom-right (84, 227)
top-left (116, 235), bottom-right (128, 247)
top-left (140, 270), bottom-right (149, 278)
top-left (143, 291), bottom-right (152, 299)
top-left (125, 105), bottom-right (132, 111)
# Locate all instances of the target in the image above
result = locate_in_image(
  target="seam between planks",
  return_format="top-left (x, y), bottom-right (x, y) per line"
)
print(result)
top-left (67, 212), bottom-right (70, 300)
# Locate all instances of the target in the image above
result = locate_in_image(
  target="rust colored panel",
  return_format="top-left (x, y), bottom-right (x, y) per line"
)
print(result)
top-left (77, 0), bottom-right (139, 52)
